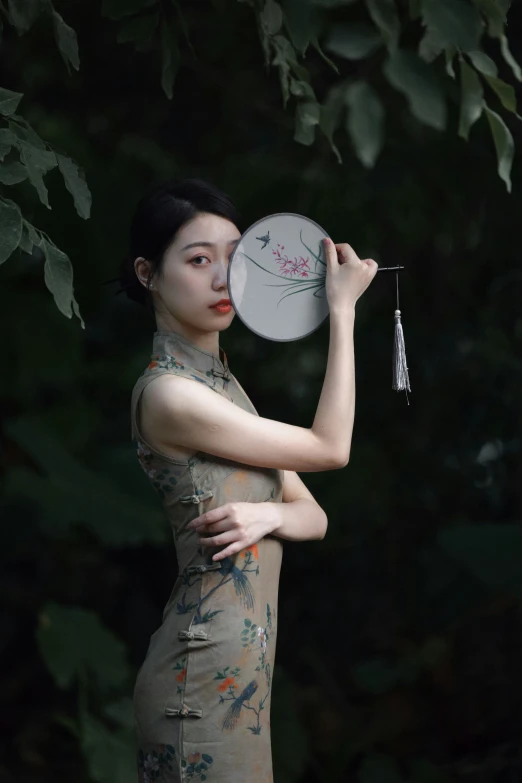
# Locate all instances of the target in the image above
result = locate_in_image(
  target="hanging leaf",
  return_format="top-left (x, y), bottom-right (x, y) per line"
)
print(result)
top-left (0, 87), bottom-right (23, 116)
top-left (483, 74), bottom-right (517, 113)
top-left (56, 154), bottom-right (92, 220)
top-left (499, 34), bottom-right (522, 82)
top-left (0, 160), bottom-right (28, 185)
top-left (0, 198), bottom-right (22, 264)
top-left (418, 27), bottom-right (445, 63)
top-left (282, 0), bottom-right (319, 56)
top-left (36, 602), bottom-right (130, 692)
top-left (41, 238), bottom-right (82, 323)
top-left (52, 10), bottom-right (80, 72)
top-left (325, 22), bottom-right (382, 60)
top-left (319, 83), bottom-right (345, 164)
top-left (467, 49), bottom-right (497, 77)
top-left (472, 0), bottom-right (510, 38)
top-left (8, 116), bottom-right (47, 148)
top-left (345, 80), bottom-right (385, 167)
top-left (18, 220), bottom-right (40, 255)
top-left (383, 49), bottom-right (447, 130)
top-left (19, 142), bottom-right (57, 208)
top-left (420, 0), bottom-right (483, 53)
top-left (458, 56), bottom-right (484, 140)
top-left (260, 0), bottom-right (283, 36)
top-left (0, 128), bottom-right (17, 159)
top-left (445, 44), bottom-right (457, 78)
top-left (117, 11), bottom-right (159, 44)
top-left (7, 0), bottom-right (42, 34)
top-left (365, 0), bottom-right (400, 51)
top-left (311, 36), bottom-right (340, 74)
top-left (484, 106), bottom-right (514, 193)
top-left (160, 20), bottom-right (179, 100)
top-left (294, 99), bottom-right (320, 145)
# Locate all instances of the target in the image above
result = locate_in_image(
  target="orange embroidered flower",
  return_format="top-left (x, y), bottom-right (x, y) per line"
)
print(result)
top-left (187, 752), bottom-right (201, 764)
top-left (241, 544), bottom-right (258, 560)
top-left (148, 361), bottom-right (158, 369)
top-left (217, 675), bottom-right (236, 692)
top-left (176, 667), bottom-right (187, 683)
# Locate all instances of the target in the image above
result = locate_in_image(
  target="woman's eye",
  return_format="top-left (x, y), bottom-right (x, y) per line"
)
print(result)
top-left (191, 255), bottom-right (210, 266)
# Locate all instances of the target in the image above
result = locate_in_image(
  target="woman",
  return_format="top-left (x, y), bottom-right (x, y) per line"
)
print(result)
top-left (118, 178), bottom-right (377, 782)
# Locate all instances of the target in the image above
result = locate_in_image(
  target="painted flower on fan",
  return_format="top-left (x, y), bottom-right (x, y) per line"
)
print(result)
top-left (176, 666), bottom-right (187, 683)
top-left (241, 543), bottom-right (258, 560)
top-left (142, 753), bottom-right (160, 776)
top-left (187, 752), bottom-right (201, 764)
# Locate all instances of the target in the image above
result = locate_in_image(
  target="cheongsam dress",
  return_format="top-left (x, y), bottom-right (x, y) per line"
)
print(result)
top-left (131, 329), bottom-right (284, 783)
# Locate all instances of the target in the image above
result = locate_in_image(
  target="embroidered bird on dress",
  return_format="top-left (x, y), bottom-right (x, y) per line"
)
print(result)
top-left (218, 557), bottom-right (255, 611)
top-left (222, 679), bottom-right (259, 731)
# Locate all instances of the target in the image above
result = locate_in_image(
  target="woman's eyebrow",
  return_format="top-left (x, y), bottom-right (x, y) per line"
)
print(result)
top-left (181, 239), bottom-right (240, 251)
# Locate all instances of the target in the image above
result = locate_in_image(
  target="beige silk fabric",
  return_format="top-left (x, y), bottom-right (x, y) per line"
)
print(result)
top-left (131, 330), bottom-right (284, 782)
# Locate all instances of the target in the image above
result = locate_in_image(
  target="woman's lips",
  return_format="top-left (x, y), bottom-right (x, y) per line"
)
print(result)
top-left (211, 303), bottom-right (232, 313)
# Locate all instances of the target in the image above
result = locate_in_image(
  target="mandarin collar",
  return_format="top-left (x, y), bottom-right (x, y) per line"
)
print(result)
top-left (152, 330), bottom-right (231, 381)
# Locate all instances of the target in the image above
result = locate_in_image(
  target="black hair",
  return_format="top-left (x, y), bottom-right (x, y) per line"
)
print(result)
top-left (105, 177), bottom-right (242, 309)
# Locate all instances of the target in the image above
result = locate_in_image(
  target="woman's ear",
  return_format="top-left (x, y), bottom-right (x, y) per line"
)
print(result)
top-left (134, 256), bottom-right (151, 289)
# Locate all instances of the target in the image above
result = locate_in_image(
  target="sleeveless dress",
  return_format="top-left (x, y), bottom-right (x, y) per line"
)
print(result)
top-left (131, 329), bottom-right (284, 783)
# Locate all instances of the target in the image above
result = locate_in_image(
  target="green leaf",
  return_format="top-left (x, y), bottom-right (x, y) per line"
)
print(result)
top-left (499, 33), bottom-right (522, 82)
top-left (160, 21), bottom-right (179, 100)
top-left (0, 87), bottom-right (23, 116)
top-left (282, 0), bottom-right (318, 55)
top-left (458, 56), bottom-right (484, 139)
top-left (7, 0), bottom-right (41, 34)
top-left (467, 49), bottom-right (497, 77)
top-left (0, 128), bottom-right (17, 159)
top-left (36, 602), bottom-right (130, 692)
top-left (325, 22), bottom-right (382, 60)
top-left (418, 27), bottom-right (445, 63)
top-left (101, 0), bottom-right (156, 21)
top-left (19, 143), bottom-right (57, 208)
top-left (18, 220), bottom-right (39, 254)
top-left (420, 0), bottom-right (483, 53)
top-left (311, 35), bottom-right (340, 74)
top-left (117, 11), bottom-right (159, 44)
top-left (0, 160), bottom-right (28, 184)
top-left (56, 154), bottom-right (92, 220)
top-left (445, 44), bottom-right (457, 77)
top-left (294, 99), bottom-right (320, 145)
top-left (439, 522), bottom-right (522, 594)
top-left (260, 0), bottom-right (283, 36)
top-left (52, 10), bottom-right (80, 72)
top-left (319, 83), bottom-right (344, 164)
top-left (41, 238), bottom-right (83, 322)
top-left (344, 80), bottom-right (385, 167)
top-left (365, 0), bottom-right (400, 51)
top-left (484, 74), bottom-right (517, 113)
top-left (8, 116), bottom-right (46, 148)
top-left (383, 49), bottom-right (447, 130)
top-left (0, 198), bottom-right (22, 264)
top-left (472, 0), bottom-right (509, 38)
top-left (484, 106), bottom-right (515, 193)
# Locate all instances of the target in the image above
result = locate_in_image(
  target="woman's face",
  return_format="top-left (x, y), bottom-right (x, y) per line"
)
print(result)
top-left (137, 212), bottom-right (241, 336)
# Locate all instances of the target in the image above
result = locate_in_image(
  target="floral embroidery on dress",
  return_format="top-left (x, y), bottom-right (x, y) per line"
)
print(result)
top-left (173, 655), bottom-right (188, 695)
top-left (135, 440), bottom-right (182, 499)
top-left (214, 604), bottom-right (273, 735)
top-left (181, 752), bottom-right (214, 780)
top-left (137, 744), bottom-right (176, 782)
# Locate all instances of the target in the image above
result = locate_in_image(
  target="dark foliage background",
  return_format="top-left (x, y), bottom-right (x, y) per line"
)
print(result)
top-left (1, 1), bottom-right (522, 781)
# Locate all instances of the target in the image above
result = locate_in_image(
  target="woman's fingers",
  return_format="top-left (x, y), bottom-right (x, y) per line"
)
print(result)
top-left (199, 529), bottom-right (239, 547)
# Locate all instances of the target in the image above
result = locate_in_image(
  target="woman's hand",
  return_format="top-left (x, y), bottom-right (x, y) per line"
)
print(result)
top-left (187, 502), bottom-right (281, 561)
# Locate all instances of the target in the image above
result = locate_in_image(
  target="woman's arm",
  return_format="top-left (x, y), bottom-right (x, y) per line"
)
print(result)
top-left (266, 498), bottom-right (328, 542)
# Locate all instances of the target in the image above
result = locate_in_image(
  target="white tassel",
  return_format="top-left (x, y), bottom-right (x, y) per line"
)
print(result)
top-left (393, 309), bottom-right (411, 397)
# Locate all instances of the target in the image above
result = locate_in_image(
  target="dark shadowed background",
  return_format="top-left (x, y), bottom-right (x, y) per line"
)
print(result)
top-left (1, 1), bottom-right (522, 781)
